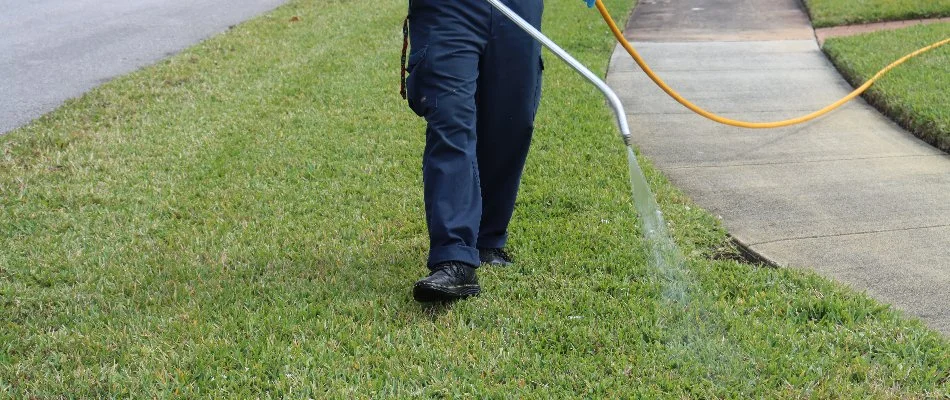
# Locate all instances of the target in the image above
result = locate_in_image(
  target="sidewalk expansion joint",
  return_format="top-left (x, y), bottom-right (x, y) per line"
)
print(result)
top-left (625, 108), bottom-right (854, 116)
top-left (747, 223), bottom-right (950, 247)
top-left (666, 154), bottom-right (950, 171)
top-left (609, 68), bottom-right (830, 73)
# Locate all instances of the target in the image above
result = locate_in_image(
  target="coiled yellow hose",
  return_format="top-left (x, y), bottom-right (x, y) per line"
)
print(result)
top-left (595, 0), bottom-right (950, 128)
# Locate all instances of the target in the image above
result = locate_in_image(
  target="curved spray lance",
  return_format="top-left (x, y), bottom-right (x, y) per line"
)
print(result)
top-left (484, 0), bottom-right (689, 299)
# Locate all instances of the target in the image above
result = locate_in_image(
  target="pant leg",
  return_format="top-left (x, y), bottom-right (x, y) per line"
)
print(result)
top-left (406, 0), bottom-right (490, 268)
top-left (475, 0), bottom-right (544, 249)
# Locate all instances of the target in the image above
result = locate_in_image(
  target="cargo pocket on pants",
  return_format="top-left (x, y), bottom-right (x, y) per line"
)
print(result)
top-left (406, 45), bottom-right (438, 117)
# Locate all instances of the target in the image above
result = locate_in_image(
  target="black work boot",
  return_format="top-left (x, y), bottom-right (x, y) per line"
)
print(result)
top-left (478, 247), bottom-right (513, 266)
top-left (413, 262), bottom-right (481, 302)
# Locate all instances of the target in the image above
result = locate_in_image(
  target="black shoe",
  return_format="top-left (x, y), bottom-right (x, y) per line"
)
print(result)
top-left (478, 247), bottom-right (513, 266)
top-left (413, 262), bottom-right (481, 302)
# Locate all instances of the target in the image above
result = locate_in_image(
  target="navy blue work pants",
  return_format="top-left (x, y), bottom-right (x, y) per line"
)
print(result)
top-left (405, 0), bottom-right (544, 268)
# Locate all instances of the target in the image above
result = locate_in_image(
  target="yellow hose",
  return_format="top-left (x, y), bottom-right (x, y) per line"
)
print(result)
top-left (595, 0), bottom-right (950, 129)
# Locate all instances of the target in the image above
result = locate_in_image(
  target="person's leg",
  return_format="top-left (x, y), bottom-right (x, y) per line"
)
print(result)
top-left (475, 0), bottom-right (544, 250)
top-left (406, 0), bottom-right (490, 269)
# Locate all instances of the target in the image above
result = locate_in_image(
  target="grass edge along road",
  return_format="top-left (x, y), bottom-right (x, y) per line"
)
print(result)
top-left (804, 0), bottom-right (950, 28)
top-left (2, 0), bottom-right (949, 397)
top-left (823, 23), bottom-right (950, 151)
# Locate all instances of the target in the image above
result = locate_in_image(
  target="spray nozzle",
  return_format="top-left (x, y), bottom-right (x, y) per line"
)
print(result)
top-left (584, 0), bottom-right (595, 8)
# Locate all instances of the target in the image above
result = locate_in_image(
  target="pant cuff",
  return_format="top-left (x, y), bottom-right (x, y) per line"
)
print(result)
top-left (476, 233), bottom-right (507, 250)
top-left (428, 244), bottom-right (480, 269)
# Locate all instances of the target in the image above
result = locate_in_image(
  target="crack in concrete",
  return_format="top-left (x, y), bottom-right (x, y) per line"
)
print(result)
top-left (748, 223), bottom-right (950, 246)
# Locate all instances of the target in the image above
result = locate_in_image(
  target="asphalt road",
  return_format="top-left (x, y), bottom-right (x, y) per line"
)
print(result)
top-left (1, 0), bottom-right (287, 134)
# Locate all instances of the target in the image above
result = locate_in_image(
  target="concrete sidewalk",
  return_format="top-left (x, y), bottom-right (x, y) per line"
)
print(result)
top-left (606, 0), bottom-right (950, 333)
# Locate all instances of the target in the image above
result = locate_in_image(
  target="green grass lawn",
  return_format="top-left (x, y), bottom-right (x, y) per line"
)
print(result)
top-left (2, 0), bottom-right (949, 397)
top-left (805, 0), bottom-right (950, 28)
top-left (824, 23), bottom-right (950, 151)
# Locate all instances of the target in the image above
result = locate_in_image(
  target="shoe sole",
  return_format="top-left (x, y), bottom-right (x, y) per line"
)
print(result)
top-left (413, 282), bottom-right (481, 303)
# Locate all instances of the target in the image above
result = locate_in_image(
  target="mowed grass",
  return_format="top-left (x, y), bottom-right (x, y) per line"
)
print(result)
top-left (824, 23), bottom-right (950, 151)
top-left (2, 0), bottom-right (949, 397)
top-left (804, 0), bottom-right (950, 28)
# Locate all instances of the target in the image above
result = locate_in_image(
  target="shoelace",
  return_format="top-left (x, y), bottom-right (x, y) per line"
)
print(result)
top-left (430, 262), bottom-right (467, 275)
top-left (483, 248), bottom-right (510, 261)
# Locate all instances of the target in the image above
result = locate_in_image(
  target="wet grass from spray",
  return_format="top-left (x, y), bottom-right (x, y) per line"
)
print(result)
top-left (1, 0), bottom-right (949, 397)
top-left (804, 0), bottom-right (950, 28)
top-left (823, 22), bottom-right (950, 151)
